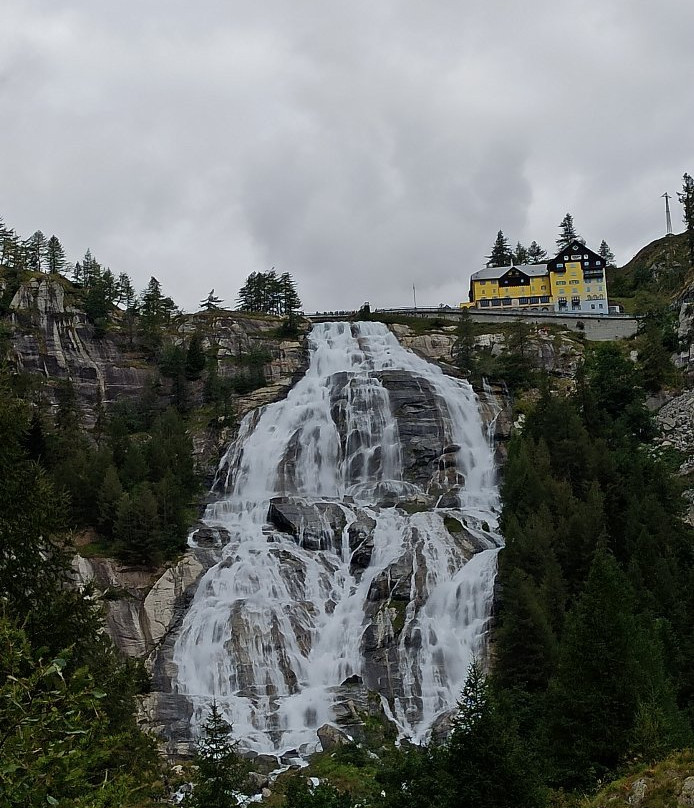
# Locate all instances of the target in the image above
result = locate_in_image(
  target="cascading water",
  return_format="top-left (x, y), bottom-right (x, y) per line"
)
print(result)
top-left (173, 321), bottom-right (502, 756)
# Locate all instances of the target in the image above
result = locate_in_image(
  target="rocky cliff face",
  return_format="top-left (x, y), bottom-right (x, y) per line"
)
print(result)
top-left (3, 276), bottom-right (309, 473)
top-left (8, 277), bottom-right (153, 424)
top-left (389, 321), bottom-right (583, 379)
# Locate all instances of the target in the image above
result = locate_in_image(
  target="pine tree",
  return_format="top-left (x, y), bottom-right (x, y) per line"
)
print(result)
top-left (598, 239), bottom-right (616, 267)
top-left (113, 485), bottom-right (162, 564)
top-left (678, 172), bottom-right (694, 267)
top-left (200, 289), bottom-right (224, 311)
top-left (445, 663), bottom-right (540, 807)
top-left (452, 308), bottom-right (476, 374)
top-left (487, 230), bottom-right (513, 267)
top-left (527, 241), bottom-right (548, 264)
top-left (494, 569), bottom-right (557, 693)
top-left (186, 333), bottom-right (206, 380)
top-left (81, 248), bottom-right (99, 287)
top-left (24, 230), bottom-right (47, 272)
top-left (514, 242), bottom-right (529, 265)
top-left (546, 549), bottom-right (641, 785)
top-left (117, 272), bottom-right (136, 309)
top-left (556, 213), bottom-right (584, 251)
top-left (236, 270), bottom-right (301, 314)
top-left (45, 235), bottom-right (66, 274)
top-left (186, 702), bottom-right (250, 808)
top-left (279, 272), bottom-right (302, 315)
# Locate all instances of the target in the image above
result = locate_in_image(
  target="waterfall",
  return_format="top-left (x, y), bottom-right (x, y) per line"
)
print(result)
top-left (172, 321), bottom-right (502, 756)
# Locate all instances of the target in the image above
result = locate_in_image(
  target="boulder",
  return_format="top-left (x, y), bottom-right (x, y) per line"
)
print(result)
top-left (317, 723), bottom-right (352, 751)
top-left (680, 776), bottom-right (694, 807)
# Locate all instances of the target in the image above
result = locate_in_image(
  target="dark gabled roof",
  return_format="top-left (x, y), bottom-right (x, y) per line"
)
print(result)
top-left (471, 263), bottom-right (548, 282)
top-left (548, 242), bottom-right (603, 267)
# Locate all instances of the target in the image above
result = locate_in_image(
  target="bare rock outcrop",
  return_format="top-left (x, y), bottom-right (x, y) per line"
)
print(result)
top-left (72, 550), bottom-right (214, 659)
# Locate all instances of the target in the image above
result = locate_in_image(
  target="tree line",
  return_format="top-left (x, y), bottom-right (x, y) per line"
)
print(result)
top-left (486, 213), bottom-right (615, 268)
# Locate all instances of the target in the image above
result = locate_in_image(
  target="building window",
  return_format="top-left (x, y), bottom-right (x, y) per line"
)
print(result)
top-left (479, 280), bottom-right (486, 285)
top-left (519, 297), bottom-right (530, 305)
top-left (541, 285), bottom-right (547, 290)
top-left (591, 304), bottom-right (596, 309)
top-left (479, 299), bottom-right (490, 307)
top-left (491, 299), bottom-right (502, 307)
top-left (540, 295), bottom-right (550, 303)
top-left (502, 298), bottom-right (512, 306)
top-left (530, 296), bottom-right (540, 304)
top-left (599, 303), bottom-right (604, 308)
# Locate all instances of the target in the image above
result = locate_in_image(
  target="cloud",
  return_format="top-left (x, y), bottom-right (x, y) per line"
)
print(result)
top-left (1, 0), bottom-right (692, 312)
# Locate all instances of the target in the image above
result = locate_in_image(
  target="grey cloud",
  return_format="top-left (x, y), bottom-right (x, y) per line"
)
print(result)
top-left (1, 0), bottom-right (692, 312)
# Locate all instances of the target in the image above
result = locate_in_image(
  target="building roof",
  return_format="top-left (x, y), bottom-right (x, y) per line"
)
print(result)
top-left (471, 263), bottom-right (548, 281)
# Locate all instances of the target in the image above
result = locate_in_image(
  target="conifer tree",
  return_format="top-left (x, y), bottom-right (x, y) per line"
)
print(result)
top-left (514, 242), bottom-right (529, 265)
top-left (487, 230), bottom-right (513, 267)
top-left (117, 272), bottom-right (136, 309)
top-left (452, 308), bottom-right (476, 374)
top-left (546, 549), bottom-right (646, 785)
top-left (24, 230), bottom-right (47, 272)
top-left (279, 272), bottom-right (302, 315)
top-left (186, 333), bottom-right (206, 380)
top-left (45, 235), bottom-right (66, 274)
top-left (598, 239), bottom-right (616, 267)
top-left (678, 172), bottom-right (694, 267)
top-left (445, 663), bottom-right (540, 808)
top-left (200, 289), bottom-right (224, 311)
top-left (494, 569), bottom-right (557, 693)
top-left (556, 213), bottom-right (584, 251)
top-left (186, 702), bottom-right (250, 808)
top-left (527, 241), bottom-right (547, 264)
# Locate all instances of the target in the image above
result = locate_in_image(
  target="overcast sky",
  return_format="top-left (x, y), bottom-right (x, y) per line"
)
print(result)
top-left (1, 0), bottom-right (692, 313)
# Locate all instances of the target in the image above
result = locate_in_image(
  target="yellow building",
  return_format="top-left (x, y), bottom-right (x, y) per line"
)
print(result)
top-left (546, 241), bottom-right (608, 314)
top-left (466, 263), bottom-right (553, 310)
top-left (463, 241), bottom-right (609, 314)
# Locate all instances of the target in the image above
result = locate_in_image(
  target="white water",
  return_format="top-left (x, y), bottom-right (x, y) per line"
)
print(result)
top-left (173, 321), bottom-right (502, 755)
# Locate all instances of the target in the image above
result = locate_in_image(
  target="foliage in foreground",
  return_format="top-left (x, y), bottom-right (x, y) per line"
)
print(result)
top-left (0, 379), bottom-right (162, 806)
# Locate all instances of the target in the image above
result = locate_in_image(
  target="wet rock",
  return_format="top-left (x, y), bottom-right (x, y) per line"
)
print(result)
top-left (378, 370), bottom-right (448, 486)
top-left (350, 537), bottom-right (374, 572)
top-left (317, 723), bottom-right (352, 751)
top-left (367, 551), bottom-right (413, 602)
top-left (268, 498), bottom-right (346, 551)
top-left (436, 488), bottom-right (461, 508)
top-left (349, 513), bottom-right (376, 572)
top-left (190, 525), bottom-right (231, 548)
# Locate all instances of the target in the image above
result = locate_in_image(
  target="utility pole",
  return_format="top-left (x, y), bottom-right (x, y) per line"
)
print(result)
top-left (412, 283), bottom-right (417, 310)
top-left (663, 192), bottom-right (673, 236)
